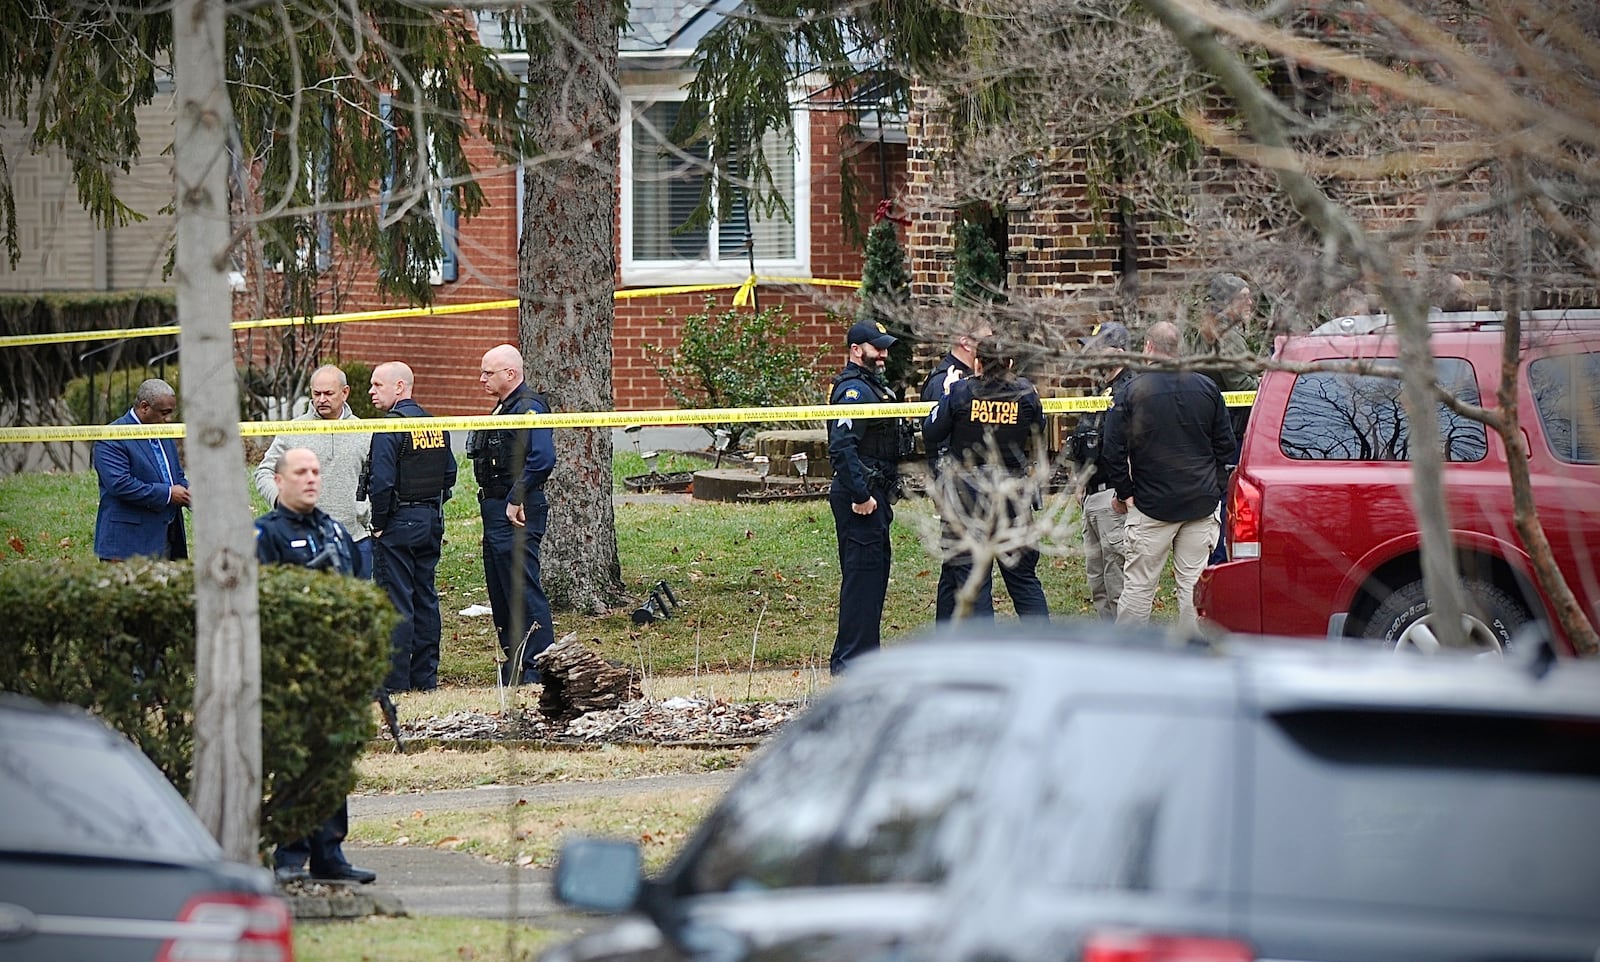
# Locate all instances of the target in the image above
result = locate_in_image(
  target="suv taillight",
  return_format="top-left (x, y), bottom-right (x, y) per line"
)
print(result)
top-left (1228, 473), bottom-right (1262, 560)
top-left (155, 892), bottom-right (293, 962)
top-left (1083, 931), bottom-right (1254, 962)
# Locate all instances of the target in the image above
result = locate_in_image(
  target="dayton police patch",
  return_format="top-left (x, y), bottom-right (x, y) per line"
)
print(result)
top-left (844, 388), bottom-right (861, 400)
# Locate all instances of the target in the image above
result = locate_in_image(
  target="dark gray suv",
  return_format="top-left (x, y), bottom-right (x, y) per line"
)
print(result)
top-left (543, 624), bottom-right (1600, 962)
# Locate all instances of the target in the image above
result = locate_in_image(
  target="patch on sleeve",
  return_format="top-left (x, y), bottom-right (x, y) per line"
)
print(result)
top-left (843, 388), bottom-right (861, 400)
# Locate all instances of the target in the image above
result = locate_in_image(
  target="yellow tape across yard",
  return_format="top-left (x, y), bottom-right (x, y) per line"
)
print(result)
top-left (0, 392), bottom-right (1256, 445)
top-left (0, 276), bottom-right (864, 350)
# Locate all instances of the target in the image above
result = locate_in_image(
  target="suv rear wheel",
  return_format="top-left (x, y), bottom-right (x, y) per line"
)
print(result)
top-left (1364, 579), bottom-right (1532, 654)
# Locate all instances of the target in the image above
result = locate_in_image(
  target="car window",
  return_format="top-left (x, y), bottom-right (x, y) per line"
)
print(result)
top-left (0, 712), bottom-right (222, 863)
top-left (826, 685), bottom-right (1008, 886)
top-left (1249, 709), bottom-right (1600, 919)
top-left (1025, 706), bottom-right (1233, 895)
top-left (675, 686), bottom-right (908, 894)
top-left (1528, 352), bottom-right (1600, 464)
top-left (1279, 358), bottom-right (1487, 462)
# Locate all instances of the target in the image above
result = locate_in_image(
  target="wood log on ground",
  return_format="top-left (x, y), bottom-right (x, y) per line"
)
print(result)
top-left (534, 635), bottom-right (642, 723)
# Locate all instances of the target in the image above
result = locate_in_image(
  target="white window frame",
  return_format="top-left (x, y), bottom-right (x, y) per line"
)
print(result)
top-left (620, 85), bottom-right (811, 287)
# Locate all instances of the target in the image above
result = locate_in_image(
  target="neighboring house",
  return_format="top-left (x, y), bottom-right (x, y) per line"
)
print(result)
top-left (0, 89), bottom-right (176, 293)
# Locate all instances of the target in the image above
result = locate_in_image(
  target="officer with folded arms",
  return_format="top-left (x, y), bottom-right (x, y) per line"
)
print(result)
top-left (364, 361), bottom-right (455, 693)
top-left (254, 447), bottom-right (377, 886)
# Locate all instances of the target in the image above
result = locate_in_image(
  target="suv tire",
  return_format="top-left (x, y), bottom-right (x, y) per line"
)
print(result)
top-left (1365, 579), bottom-right (1532, 654)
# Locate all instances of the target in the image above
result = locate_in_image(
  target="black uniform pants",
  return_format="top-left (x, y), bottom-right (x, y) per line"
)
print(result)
top-left (481, 490), bottom-right (553, 684)
top-left (273, 799), bottom-right (351, 874)
top-left (373, 502), bottom-right (444, 692)
top-left (830, 485), bottom-right (893, 675)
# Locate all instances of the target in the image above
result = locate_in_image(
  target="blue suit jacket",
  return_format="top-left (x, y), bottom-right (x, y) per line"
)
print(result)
top-left (92, 410), bottom-right (189, 561)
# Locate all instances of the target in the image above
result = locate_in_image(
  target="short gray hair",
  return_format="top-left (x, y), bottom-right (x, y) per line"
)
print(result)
top-left (135, 378), bottom-right (176, 406)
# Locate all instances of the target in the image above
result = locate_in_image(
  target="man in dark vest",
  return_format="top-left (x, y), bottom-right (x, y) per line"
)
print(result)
top-left (365, 361), bottom-right (456, 693)
top-left (920, 321), bottom-right (995, 621)
top-left (469, 343), bottom-right (556, 687)
top-left (255, 447), bottom-right (377, 885)
top-left (828, 320), bottom-right (914, 674)
top-left (924, 332), bottom-right (1050, 622)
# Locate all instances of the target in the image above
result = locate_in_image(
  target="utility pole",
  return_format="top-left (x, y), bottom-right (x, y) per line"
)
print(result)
top-left (173, 0), bottom-right (262, 860)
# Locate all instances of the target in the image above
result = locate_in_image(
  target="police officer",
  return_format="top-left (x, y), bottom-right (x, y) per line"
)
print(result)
top-left (1067, 322), bottom-right (1136, 619)
top-left (254, 447), bottom-right (377, 885)
top-left (365, 361), bottom-right (456, 693)
top-left (469, 344), bottom-right (556, 687)
top-left (923, 332), bottom-right (1050, 621)
top-left (828, 319), bottom-right (914, 674)
top-left (920, 321), bottom-right (995, 621)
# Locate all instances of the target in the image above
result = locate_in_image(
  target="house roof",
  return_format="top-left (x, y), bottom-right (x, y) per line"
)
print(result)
top-left (621, 0), bottom-right (744, 65)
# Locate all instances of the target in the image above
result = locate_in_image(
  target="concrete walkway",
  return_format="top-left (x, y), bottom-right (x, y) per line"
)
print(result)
top-left (300, 770), bottom-right (739, 923)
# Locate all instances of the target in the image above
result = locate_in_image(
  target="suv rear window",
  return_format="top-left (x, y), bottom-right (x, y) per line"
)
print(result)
top-left (1249, 709), bottom-right (1600, 919)
top-left (1279, 359), bottom-right (1487, 462)
top-left (1529, 352), bottom-right (1600, 464)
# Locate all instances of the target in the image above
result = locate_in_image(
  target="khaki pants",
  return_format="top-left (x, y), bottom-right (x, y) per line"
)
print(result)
top-left (1115, 503), bottom-right (1219, 633)
top-left (1081, 488), bottom-right (1126, 621)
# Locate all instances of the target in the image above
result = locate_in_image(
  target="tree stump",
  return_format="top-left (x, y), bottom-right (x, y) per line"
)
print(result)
top-left (533, 635), bottom-right (641, 723)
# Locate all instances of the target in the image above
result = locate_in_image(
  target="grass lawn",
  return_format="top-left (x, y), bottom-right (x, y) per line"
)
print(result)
top-left (1, 452), bottom-right (1183, 684)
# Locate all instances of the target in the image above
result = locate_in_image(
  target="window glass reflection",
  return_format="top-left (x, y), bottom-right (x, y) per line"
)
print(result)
top-left (1529, 353), bottom-right (1600, 464)
top-left (1280, 359), bottom-right (1486, 462)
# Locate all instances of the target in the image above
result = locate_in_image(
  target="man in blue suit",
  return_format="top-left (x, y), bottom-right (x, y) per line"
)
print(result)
top-left (92, 379), bottom-right (191, 561)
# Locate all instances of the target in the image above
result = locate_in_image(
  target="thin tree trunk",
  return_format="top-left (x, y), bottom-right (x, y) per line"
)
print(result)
top-left (174, 0), bottom-right (261, 859)
top-left (520, 0), bottom-right (624, 613)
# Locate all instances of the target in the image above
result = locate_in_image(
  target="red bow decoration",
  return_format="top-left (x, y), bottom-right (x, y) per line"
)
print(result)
top-left (874, 199), bottom-right (910, 226)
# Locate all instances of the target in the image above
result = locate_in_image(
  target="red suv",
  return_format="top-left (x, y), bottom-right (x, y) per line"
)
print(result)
top-left (1197, 310), bottom-right (1600, 654)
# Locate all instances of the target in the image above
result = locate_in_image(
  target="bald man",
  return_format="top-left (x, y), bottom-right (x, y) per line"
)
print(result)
top-left (468, 344), bottom-right (557, 686)
top-left (364, 361), bottom-right (456, 692)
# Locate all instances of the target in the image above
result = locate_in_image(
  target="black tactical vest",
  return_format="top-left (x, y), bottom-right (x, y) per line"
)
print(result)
top-left (831, 369), bottom-right (912, 463)
top-left (392, 411), bottom-right (453, 501)
top-left (947, 378), bottom-right (1040, 473)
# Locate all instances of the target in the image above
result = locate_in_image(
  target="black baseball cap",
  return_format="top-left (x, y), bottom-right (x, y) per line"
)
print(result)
top-left (847, 320), bottom-right (897, 349)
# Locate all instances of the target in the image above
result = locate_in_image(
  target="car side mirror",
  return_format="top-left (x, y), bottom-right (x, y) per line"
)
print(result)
top-left (553, 838), bottom-right (644, 914)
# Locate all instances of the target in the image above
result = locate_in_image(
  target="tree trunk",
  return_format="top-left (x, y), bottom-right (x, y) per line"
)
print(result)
top-left (174, 0), bottom-right (261, 859)
top-left (520, 0), bottom-right (624, 614)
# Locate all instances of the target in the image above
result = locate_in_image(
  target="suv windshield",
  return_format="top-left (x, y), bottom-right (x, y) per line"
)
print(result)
top-left (1279, 358), bottom-right (1487, 462)
top-left (1249, 710), bottom-right (1600, 920)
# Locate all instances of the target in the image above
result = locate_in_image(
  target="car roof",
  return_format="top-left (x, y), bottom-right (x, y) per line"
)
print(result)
top-left (1308, 308), bottom-right (1600, 338)
top-left (839, 622), bottom-right (1600, 722)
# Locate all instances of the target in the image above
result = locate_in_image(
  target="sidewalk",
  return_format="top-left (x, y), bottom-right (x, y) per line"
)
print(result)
top-left (292, 770), bottom-right (739, 923)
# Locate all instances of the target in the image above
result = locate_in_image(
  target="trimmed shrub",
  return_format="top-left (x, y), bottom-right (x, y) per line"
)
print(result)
top-left (0, 557), bottom-right (396, 851)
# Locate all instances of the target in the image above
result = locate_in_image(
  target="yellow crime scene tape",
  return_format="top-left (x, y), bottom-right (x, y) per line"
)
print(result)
top-left (0, 392), bottom-right (1256, 445)
top-left (0, 276), bottom-right (864, 350)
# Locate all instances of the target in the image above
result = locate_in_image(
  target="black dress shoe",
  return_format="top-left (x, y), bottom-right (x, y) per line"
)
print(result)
top-left (310, 863), bottom-right (377, 884)
top-left (274, 865), bottom-right (309, 885)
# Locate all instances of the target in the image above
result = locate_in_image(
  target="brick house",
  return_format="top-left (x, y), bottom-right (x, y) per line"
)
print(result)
top-left (277, 6), bottom-right (908, 416)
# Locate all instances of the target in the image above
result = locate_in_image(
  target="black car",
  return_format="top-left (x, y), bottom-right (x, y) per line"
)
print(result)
top-left (0, 694), bottom-right (292, 962)
top-left (544, 623), bottom-right (1600, 962)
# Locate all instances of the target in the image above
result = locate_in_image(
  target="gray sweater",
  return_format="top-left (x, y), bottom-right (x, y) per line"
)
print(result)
top-left (253, 404), bottom-right (373, 541)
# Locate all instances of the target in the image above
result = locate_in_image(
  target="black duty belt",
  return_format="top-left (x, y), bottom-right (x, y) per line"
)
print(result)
top-left (478, 486), bottom-right (511, 501)
top-left (398, 498), bottom-right (443, 508)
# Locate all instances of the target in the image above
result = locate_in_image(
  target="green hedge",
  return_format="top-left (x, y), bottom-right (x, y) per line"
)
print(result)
top-left (0, 557), bottom-right (396, 852)
top-left (62, 364), bottom-right (183, 426)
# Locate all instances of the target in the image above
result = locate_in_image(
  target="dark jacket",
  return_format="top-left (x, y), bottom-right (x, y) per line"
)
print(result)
top-left (468, 383), bottom-right (555, 504)
top-left (254, 505), bottom-right (357, 574)
top-left (92, 410), bottom-right (188, 561)
top-left (924, 373), bottom-right (1046, 477)
top-left (1101, 370), bottom-right (1236, 523)
top-left (1068, 367), bottom-right (1136, 494)
top-left (828, 362), bottom-right (906, 503)
top-left (366, 398), bottom-right (456, 532)
top-left (920, 351), bottom-right (975, 470)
